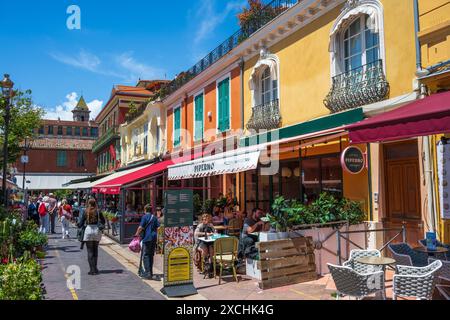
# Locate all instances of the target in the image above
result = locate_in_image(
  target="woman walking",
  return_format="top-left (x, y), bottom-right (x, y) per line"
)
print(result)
top-left (77, 198), bottom-right (105, 275)
top-left (59, 199), bottom-right (72, 239)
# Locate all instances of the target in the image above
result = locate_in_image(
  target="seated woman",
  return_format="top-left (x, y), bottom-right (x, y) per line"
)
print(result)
top-left (194, 214), bottom-right (215, 275)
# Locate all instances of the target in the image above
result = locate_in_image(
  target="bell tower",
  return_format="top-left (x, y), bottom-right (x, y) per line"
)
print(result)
top-left (72, 95), bottom-right (91, 122)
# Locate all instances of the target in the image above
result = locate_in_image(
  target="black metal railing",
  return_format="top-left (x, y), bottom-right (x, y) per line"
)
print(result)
top-left (156, 0), bottom-right (299, 101)
top-left (324, 59), bottom-right (390, 113)
top-left (246, 99), bottom-right (282, 130)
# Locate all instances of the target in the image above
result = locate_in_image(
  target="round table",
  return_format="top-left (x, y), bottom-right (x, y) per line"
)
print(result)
top-left (355, 256), bottom-right (396, 300)
top-left (413, 246), bottom-right (449, 255)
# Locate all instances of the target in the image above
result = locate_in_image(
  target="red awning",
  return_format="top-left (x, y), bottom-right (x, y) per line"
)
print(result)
top-left (347, 91), bottom-right (450, 144)
top-left (92, 152), bottom-right (202, 194)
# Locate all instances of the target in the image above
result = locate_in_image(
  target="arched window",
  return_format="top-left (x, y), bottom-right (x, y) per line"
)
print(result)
top-left (342, 15), bottom-right (380, 72)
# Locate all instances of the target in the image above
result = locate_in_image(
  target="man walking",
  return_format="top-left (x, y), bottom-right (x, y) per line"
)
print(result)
top-left (48, 193), bottom-right (58, 234)
top-left (134, 205), bottom-right (160, 280)
top-left (38, 196), bottom-right (50, 234)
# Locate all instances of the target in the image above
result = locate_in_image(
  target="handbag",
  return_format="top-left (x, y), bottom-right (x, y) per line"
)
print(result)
top-left (128, 215), bottom-right (154, 253)
top-left (77, 225), bottom-right (86, 242)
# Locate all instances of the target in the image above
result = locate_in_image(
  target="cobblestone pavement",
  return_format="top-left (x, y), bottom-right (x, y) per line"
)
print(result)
top-left (41, 221), bottom-right (165, 300)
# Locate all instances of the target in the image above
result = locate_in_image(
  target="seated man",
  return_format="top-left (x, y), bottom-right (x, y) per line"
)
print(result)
top-left (239, 208), bottom-right (266, 259)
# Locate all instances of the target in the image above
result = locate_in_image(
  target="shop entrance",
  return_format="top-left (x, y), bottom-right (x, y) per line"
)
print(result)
top-left (383, 140), bottom-right (423, 246)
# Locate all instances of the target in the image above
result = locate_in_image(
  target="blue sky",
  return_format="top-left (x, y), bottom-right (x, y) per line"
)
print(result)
top-left (0, 0), bottom-right (248, 120)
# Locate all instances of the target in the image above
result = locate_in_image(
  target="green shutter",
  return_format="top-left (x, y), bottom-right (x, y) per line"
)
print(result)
top-left (174, 107), bottom-right (181, 147)
top-left (194, 94), bottom-right (203, 141)
top-left (218, 78), bottom-right (230, 132)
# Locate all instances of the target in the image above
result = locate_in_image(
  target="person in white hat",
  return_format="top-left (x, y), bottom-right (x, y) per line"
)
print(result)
top-left (38, 196), bottom-right (50, 234)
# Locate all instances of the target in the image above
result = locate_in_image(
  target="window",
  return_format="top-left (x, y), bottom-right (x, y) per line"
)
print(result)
top-left (260, 67), bottom-right (278, 105)
top-left (56, 151), bottom-right (67, 167)
top-left (66, 127), bottom-right (72, 136)
top-left (82, 127), bottom-right (88, 136)
top-left (173, 107), bottom-right (181, 147)
top-left (75, 127), bottom-right (80, 136)
top-left (57, 126), bottom-right (63, 135)
top-left (143, 123), bottom-right (148, 155)
top-left (217, 77), bottom-right (230, 132)
top-left (155, 125), bottom-right (160, 152)
top-left (38, 126), bottom-right (44, 134)
top-left (194, 93), bottom-right (204, 141)
top-left (342, 15), bottom-right (380, 72)
top-left (90, 127), bottom-right (98, 137)
top-left (48, 126), bottom-right (54, 135)
top-left (77, 151), bottom-right (85, 167)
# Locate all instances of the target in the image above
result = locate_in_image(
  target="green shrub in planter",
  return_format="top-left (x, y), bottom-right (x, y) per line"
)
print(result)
top-left (338, 198), bottom-right (366, 225)
top-left (18, 229), bottom-right (48, 253)
top-left (269, 197), bottom-right (308, 232)
top-left (0, 258), bottom-right (44, 300)
top-left (307, 193), bottom-right (340, 224)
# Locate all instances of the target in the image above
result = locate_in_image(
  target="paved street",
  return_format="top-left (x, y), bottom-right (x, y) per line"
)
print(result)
top-left (41, 222), bottom-right (165, 300)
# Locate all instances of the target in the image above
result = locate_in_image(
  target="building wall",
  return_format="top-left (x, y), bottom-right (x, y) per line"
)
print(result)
top-left (166, 66), bottom-right (241, 153)
top-left (17, 149), bottom-right (96, 174)
top-left (243, 1), bottom-right (417, 131)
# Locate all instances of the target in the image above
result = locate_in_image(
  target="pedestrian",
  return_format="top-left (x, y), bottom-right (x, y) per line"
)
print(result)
top-left (59, 199), bottom-right (72, 239)
top-left (77, 198), bottom-right (105, 275)
top-left (47, 193), bottom-right (58, 234)
top-left (28, 197), bottom-right (40, 227)
top-left (38, 196), bottom-right (50, 234)
top-left (134, 204), bottom-right (160, 280)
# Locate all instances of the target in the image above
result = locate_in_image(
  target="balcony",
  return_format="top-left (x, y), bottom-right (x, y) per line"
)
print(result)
top-left (247, 99), bottom-right (282, 131)
top-left (155, 0), bottom-right (298, 101)
top-left (324, 59), bottom-right (390, 113)
top-left (92, 126), bottom-right (119, 154)
top-left (125, 103), bottom-right (146, 123)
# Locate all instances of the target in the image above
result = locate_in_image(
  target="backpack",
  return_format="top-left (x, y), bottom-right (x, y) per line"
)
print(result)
top-left (38, 203), bottom-right (47, 217)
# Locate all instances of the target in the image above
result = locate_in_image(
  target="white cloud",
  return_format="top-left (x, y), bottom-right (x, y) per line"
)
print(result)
top-left (44, 92), bottom-right (103, 121)
top-left (194, 0), bottom-right (246, 45)
top-left (50, 49), bottom-right (165, 83)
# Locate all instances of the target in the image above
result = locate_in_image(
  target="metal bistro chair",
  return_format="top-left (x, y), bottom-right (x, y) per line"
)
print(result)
top-left (429, 258), bottom-right (450, 300)
top-left (343, 249), bottom-right (383, 274)
top-left (388, 243), bottom-right (428, 267)
top-left (213, 237), bottom-right (239, 285)
top-left (393, 260), bottom-right (442, 300)
top-left (419, 239), bottom-right (450, 260)
top-left (328, 263), bottom-right (386, 300)
top-left (227, 218), bottom-right (243, 237)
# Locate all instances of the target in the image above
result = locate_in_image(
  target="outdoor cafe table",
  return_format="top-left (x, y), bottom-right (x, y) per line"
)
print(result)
top-left (213, 225), bottom-right (229, 234)
top-left (413, 246), bottom-right (449, 257)
top-left (355, 256), bottom-right (396, 300)
top-left (197, 235), bottom-right (230, 279)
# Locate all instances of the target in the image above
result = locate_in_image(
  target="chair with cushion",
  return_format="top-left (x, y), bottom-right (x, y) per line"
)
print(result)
top-left (393, 260), bottom-right (442, 300)
top-left (328, 263), bottom-right (386, 300)
top-left (388, 243), bottom-right (428, 267)
top-left (343, 249), bottom-right (383, 274)
top-left (429, 258), bottom-right (450, 300)
top-left (419, 239), bottom-right (449, 260)
top-left (213, 237), bottom-right (239, 285)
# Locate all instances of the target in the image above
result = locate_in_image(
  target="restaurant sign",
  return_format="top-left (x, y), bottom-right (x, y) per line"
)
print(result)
top-left (341, 146), bottom-right (365, 174)
top-left (437, 140), bottom-right (450, 219)
top-left (161, 189), bottom-right (197, 297)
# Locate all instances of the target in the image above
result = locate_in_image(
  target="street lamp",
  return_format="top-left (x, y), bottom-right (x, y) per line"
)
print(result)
top-left (0, 74), bottom-right (14, 207)
top-left (21, 137), bottom-right (33, 202)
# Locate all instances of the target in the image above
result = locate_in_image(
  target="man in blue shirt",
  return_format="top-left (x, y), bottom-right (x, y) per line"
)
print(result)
top-left (135, 204), bottom-right (160, 280)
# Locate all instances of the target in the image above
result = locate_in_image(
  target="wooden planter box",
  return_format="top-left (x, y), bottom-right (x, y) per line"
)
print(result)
top-left (255, 237), bottom-right (317, 290)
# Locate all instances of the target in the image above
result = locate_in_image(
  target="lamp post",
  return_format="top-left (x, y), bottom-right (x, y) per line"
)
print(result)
top-left (1, 74), bottom-right (14, 207)
top-left (21, 137), bottom-right (33, 203)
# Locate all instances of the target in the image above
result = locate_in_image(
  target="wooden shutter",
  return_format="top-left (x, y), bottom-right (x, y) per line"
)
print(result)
top-left (174, 107), bottom-right (181, 147)
top-left (195, 94), bottom-right (203, 141)
top-left (218, 78), bottom-right (230, 132)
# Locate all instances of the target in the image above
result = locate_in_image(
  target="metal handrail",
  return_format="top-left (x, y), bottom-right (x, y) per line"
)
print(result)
top-left (336, 224), bottom-right (406, 265)
top-left (156, 0), bottom-right (299, 101)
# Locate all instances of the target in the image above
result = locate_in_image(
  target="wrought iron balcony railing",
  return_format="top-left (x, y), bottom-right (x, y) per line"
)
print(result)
top-left (323, 59), bottom-right (390, 113)
top-left (247, 99), bottom-right (282, 131)
top-left (155, 0), bottom-right (298, 101)
top-left (92, 126), bottom-right (119, 154)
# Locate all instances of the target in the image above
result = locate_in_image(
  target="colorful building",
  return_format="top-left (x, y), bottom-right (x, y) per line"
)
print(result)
top-left (15, 96), bottom-right (98, 191)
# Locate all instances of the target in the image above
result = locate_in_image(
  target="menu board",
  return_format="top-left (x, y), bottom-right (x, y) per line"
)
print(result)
top-left (437, 141), bottom-right (450, 219)
top-left (162, 190), bottom-right (196, 297)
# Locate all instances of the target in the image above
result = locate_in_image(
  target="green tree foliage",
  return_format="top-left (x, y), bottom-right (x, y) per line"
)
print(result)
top-left (0, 89), bottom-right (44, 167)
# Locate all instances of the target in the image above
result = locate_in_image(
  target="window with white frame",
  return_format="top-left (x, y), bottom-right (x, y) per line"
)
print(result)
top-left (342, 15), bottom-right (380, 72)
top-left (260, 66), bottom-right (278, 105)
top-left (143, 123), bottom-right (148, 155)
